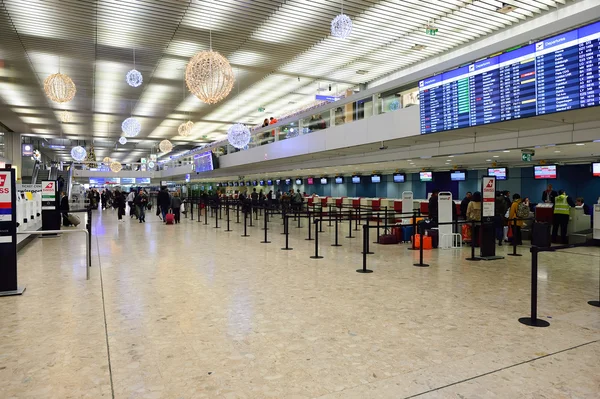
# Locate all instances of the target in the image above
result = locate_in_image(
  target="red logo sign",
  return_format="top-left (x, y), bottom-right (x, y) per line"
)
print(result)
top-left (45, 182), bottom-right (54, 189)
top-left (486, 179), bottom-right (494, 188)
top-left (0, 174), bottom-right (6, 187)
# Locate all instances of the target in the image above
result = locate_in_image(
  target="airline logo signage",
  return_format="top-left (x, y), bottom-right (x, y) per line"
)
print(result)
top-left (0, 171), bottom-right (13, 221)
top-left (482, 176), bottom-right (496, 218)
top-left (41, 180), bottom-right (57, 210)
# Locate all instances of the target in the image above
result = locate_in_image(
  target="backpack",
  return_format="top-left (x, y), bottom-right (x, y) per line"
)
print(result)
top-left (516, 201), bottom-right (529, 219)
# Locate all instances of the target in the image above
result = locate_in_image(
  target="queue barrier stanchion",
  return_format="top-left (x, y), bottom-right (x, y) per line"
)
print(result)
top-left (319, 208), bottom-right (324, 233)
top-left (310, 218), bottom-right (323, 259)
top-left (328, 206), bottom-right (332, 227)
top-left (190, 201), bottom-right (194, 221)
top-left (225, 202), bottom-right (232, 232)
top-left (236, 203), bottom-right (240, 224)
top-left (297, 208), bottom-right (302, 228)
top-left (204, 203), bottom-right (208, 225)
top-left (331, 209), bottom-right (341, 247)
top-left (363, 217), bottom-right (374, 255)
top-left (214, 204), bottom-right (220, 229)
top-left (249, 205), bottom-right (254, 227)
top-left (261, 208), bottom-right (271, 244)
top-left (465, 220), bottom-right (480, 261)
top-left (306, 211), bottom-right (314, 241)
top-left (355, 207), bottom-right (361, 231)
top-left (241, 210), bottom-right (249, 237)
top-left (408, 212), bottom-right (418, 251)
top-left (374, 210), bottom-right (381, 244)
top-left (518, 246), bottom-right (550, 327)
top-left (507, 218), bottom-right (522, 257)
top-left (357, 224), bottom-right (373, 274)
top-left (413, 222), bottom-right (429, 267)
top-left (86, 208), bottom-right (92, 269)
top-left (281, 209), bottom-right (288, 235)
top-left (346, 209), bottom-right (354, 238)
top-left (281, 214), bottom-right (293, 251)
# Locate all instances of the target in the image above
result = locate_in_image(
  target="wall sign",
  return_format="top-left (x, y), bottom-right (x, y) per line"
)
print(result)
top-left (41, 180), bottom-right (57, 211)
top-left (0, 171), bottom-right (13, 222)
top-left (482, 176), bottom-right (496, 218)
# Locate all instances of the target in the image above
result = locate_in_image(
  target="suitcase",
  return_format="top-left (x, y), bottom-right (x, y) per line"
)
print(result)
top-left (378, 234), bottom-right (398, 245)
top-left (67, 213), bottom-right (81, 226)
top-left (391, 227), bottom-right (402, 241)
top-left (425, 228), bottom-right (439, 249)
top-left (531, 222), bottom-right (551, 247)
top-left (413, 234), bottom-right (432, 249)
top-left (402, 226), bottom-right (414, 243)
top-left (165, 213), bottom-right (175, 225)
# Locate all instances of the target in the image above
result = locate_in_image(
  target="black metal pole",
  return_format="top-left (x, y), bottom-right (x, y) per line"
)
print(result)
top-left (261, 208), bottom-right (270, 243)
top-left (306, 211), bottom-right (313, 241)
top-left (408, 212), bottom-right (418, 251)
top-left (589, 252), bottom-right (600, 307)
top-left (519, 247), bottom-right (550, 327)
top-left (190, 201), bottom-right (194, 221)
top-left (310, 218), bottom-right (323, 259)
top-left (365, 217), bottom-right (373, 255)
top-left (346, 209), bottom-right (354, 238)
top-left (241, 210), bottom-right (249, 237)
top-left (507, 218), bottom-right (521, 257)
top-left (236, 203), bottom-right (240, 223)
top-left (318, 208), bottom-right (324, 232)
top-left (87, 208), bottom-right (92, 268)
top-left (225, 202), bottom-right (231, 232)
top-left (414, 222), bottom-right (429, 267)
top-left (297, 209), bottom-right (301, 228)
top-left (466, 220), bottom-right (480, 261)
top-left (357, 224), bottom-right (374, 273)
top-left (282, 214), bottom-right (293, 250)
top-left (204, 203), bottom-right (208, 225)
top-left (332, 209), bottom-right (341, 247)
top-left (214, 204), bottom-right (220, 229)
top-left (328, 205), bottom-right (332, 227)
top-left (249, 204), bottom-right (254, 227)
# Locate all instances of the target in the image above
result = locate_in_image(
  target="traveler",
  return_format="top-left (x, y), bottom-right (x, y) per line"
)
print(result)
top-left (101, 189), bottom-right (107, 210)
top-left (576, 197), bottom-right (591, 215)
top-left (552, 189), bottom-right (575, 243)
top-left (134, 189), bottom-right (148, 223)
top-left (508, 194), bottom-right (525, 245)
top-left (114, 189), bottom-right (126, 222)
top-left (157, 186), bottom-right (172, 222)
top-left (126, 189), bottom-right (137, 219)
top-left (60, 191), bottom-right (70, 227)
top-left (460, 192), bottom-right (472, 219)
top-left (494, 191), bottom-right (508, 246)
top-left (466, 191), bottom-right (482, 246)
top-left (95, 189), bottom-right (100, 209)
top-left (428, 189), bottom-right (439, 224)
top-left (262, 118), bottom-right (269, 128)
top-left (502, 190), bottom-right (511, 211)
top-left (251, 188), bottom-right (258, 202)
top-left (171, 192), bottom-right (182, 224)
top-left (542, 184), bottom-right (558, 203)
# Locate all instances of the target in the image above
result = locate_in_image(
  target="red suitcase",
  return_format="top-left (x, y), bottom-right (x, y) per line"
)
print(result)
top-left (165, 213), bottom-right (175, 225)
top-left (378, 234), bottom-right (398, 245)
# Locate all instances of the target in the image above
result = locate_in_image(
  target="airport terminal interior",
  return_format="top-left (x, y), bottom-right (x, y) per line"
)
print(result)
top-left (1, 0), bottom-right (599, 398)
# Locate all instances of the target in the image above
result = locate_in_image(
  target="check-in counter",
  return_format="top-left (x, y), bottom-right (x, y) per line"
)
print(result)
top-left (568, 207), bottom-right (591, 234)
top-left (360, 198), bottom-right (371, 207)
top-left (535, 203), bottom-right (554, 223)
top-left (380, 199), bottom-right (395, 210)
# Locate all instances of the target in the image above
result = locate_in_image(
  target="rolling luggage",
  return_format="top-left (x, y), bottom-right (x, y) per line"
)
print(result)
top-left (165, 212), bottom-right (175, 225)
top-left (401, 225), bottom-right (414, 243)
top-left (425, 229), bottom-right (439, 248)
top-left (391, 227), bottom-right (402, 241)
top-left (378, 234), bottom-right (398, 245)
top-left (531, 222), bottom-right (551, 247)
top-left (67, 213), bottom-right (81, 226)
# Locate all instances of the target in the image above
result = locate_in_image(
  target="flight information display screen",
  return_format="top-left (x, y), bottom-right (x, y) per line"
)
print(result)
top-left (419, 21), bottom-right (600, 134)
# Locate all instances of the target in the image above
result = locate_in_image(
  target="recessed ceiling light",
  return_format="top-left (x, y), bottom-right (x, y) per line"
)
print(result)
top-left (576, 143), bottom-right (585, 146)
top-left (446, 160), bottom-right (451, 162)
top-left (406, 159), bottom-right (412, 161)
top-left (448, 155), bottom-right (454, 158)
top-left (356, 70), bottom-right (368, 75)
top-left (493, 155), bottom-right (499, 158)
top-left (486, 159), bottom-right (492, 162)
top-left (503, 150), bottom-right (510, 153)
top-left (554, 150), bottom-right (561, 153)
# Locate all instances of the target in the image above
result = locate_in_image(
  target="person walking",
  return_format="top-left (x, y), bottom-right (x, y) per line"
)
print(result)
top-left (134, 189), bottom-right (148, 223)
top-left (101, 189), bottom-right (107, 210)
top-left (552, 189), bottom-right (575, 244)
top-left (171, 192), bottom-right (182, 224)
top-left (157, 186), bottom-right (171, 222)
top-left (114, 189), bottom-right (126, 222)
top-left (60, 191), bottom-right (71, 227)
top-left (494, 191), bottom-right (508, 246)
top-left (127, 189), bottom-right (137, 219)
top-left (508, 194), bottom-right (525, 245)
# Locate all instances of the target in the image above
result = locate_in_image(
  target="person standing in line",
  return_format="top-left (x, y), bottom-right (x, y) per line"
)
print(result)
top-left (157, 186), bottom-right (171, 222)
top-left (114, 189), bottom-right (126, 222)
top-left (508, 193), bottom-right (525, 245)
top-left (466, 191), bottom-right (482, 246)
top-left (171, 192), bottom-right (182, 224)
top-left (552, 189), bottom-right (575, 244)
top-left (428, 189), bottom-right (440, 225)
top-left (542, 184), bottom-right (558, 203)
top-left (95, 189), bottom-right (101, 209)
top-left (460, 192), bottom-right (472, 219)
top-left (127, 189), bottom-right (137, 219)
top-left (494, 191), bottom-right (508, 246)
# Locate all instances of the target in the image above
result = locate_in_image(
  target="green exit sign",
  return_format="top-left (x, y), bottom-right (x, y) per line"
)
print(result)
top-left (522, 153), bottom-right (532, 162)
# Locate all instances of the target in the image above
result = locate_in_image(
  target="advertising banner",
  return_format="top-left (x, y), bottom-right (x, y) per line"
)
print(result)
top-left (0, 170), bottom-right (13, 222)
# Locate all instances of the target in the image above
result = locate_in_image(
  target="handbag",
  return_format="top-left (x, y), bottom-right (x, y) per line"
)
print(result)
top-left (147, 203), bottom-right (153, 210)
top-left (461, 224), bottom-right (472, 241)
top-left (180, 203), bottom-right (185, 213)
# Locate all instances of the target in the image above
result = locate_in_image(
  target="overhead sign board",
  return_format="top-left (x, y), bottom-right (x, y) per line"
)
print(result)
top-left (315, 94), bottom-right (341, 102)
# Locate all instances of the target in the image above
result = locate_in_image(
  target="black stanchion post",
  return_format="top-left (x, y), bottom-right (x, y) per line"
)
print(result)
top-left (466, 220), bottom-right (480, 261)
top-left (310, 218), bottom-right (323, 259)
top-left (214, 204), bottom-right (220, 229)
top-left (190, 201), bottom-right (194, 221)
top-left (297, 210), bottom-right (301, 228)
top-left (255, 205), bottom-right (259, 220)
top-left (249, 205), bottom-right (254, 227)
top-left (332, 209), bottom-right (341, 247)
top-left (236, 203), bottom-right (240, 224)
top-left (241, 211), bottom-right (249, 237)
top-left (306, 211), bottom-right (313, 241)
top-left (374, 210), bottom-right (381, 244)
top-left (328, 205), bottom-right (332, 227)
top-left (346, 209), bottom-right (354, 238)
top-left (261, 208), bottom-right (270, 243)
top-left (365, 217), bottom-right (373, 255)
top-left (225, 202), bottom-right (231, 232)
top-left (413, 222), bottom-right (429, 267)
top-left (357, 224), bottom-right (374, 273)
top-left (519, 247), bottom-right (550, 327)
top-left (282, 215), bottom-right (293, 251)
top-left (408, 212), bottom-right (418, 251)
top-left (87, 208), bottom-right (92, 268)
top-left (319, 208), bottom-right (324, 233)
top-left (507, 218), bottom-right (522, 257)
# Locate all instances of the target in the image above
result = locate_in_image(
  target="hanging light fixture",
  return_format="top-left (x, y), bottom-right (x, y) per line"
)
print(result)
top-left (148, 161), bottom-right (156, 169)
top-left (122, 117), bottom-right (141, 137)
top-left (126, 48), bottom-right (143, 87)
top-left (118, 136), bottom-right (127, 145)
top-left (227, 123), bottom-right (251, 149)
top-left (59, 110), bottom-right (72, 123)
top-left (331, 0), bottom-right (352, 39)
top-left (44, 73), bottom-right (76, 103)
top-left (178, 120), bottom-right (194, 137)
top-left (103, 157), bottom-right (112, 164)
top-left (110, 161), bottom-right (122, 173)
top-left (185, 30), bottom-right (234, 104)
top-left (159, 139), bottom-right (173, 153)
top-left (71, 145), bottom-right (87, 161)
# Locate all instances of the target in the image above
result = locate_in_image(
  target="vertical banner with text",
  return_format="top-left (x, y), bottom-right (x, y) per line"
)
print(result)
top-left (482, 176), bottom-right (496, 219)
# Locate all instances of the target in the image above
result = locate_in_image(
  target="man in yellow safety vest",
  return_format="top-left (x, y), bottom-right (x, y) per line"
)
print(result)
top-left (552, 189), bottom-right (575, 244)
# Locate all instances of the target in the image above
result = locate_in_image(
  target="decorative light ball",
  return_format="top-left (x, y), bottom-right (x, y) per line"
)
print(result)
top-left (122, 117), bottom-right (141, 137)
top-left (103, 157), bottom-right (112, 164)
top-left (44, 73), bottom-right (77, 103)
top-left (286, 127), bottom-right (299, 139)
top-left (331, 14), bottom-right (353, 39)
top-left (126, 69), bottom-right (143, 87)
top-left (59, 110), bottom-right (72, 123)
top-left (119, 136), bottom-right (127, 145)
top-left (159, 139), bottom-right (173, 153)
top-left (148, 161), bottom-right (156, 169)
top-left (178, 120), bottom-right (194, 137)
top-left (33, 150), bottom-right (41, 162)
top-left (110, 161), bottom-right (122, 173)
top-left (185, 50), bottom-right (235, 104)
top-left (389, 99), bottom-right (400, 111)
top-left (71, 146), bottom-right (87, 161)
top-left (227, 123), bottom-right (251, 149)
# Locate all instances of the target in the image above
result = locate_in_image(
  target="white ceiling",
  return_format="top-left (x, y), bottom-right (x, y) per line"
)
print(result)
top-left (0, 0), bottom-right (572, 162)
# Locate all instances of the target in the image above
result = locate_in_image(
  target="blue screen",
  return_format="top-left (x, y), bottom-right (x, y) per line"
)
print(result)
top-left (419, 21), bottom-right (600, 134)
top-left (194, 151), bottom-right (214, 173)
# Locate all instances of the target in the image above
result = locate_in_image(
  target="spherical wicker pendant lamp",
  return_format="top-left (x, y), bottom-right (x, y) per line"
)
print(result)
top-left (159, 139), bottom-right (173, 153)
top-left (110, 161), bottom-right (122, 173)
top-left (185, 50), bottom-right (234, 104)
top-left (44, 73), bottom-right (76, 103)
top-left (178, 120), bottom-right (194, 137)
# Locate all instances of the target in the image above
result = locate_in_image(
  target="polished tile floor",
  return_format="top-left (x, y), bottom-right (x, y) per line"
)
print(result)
top-left (1, 208), bottom-right (599, 398)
